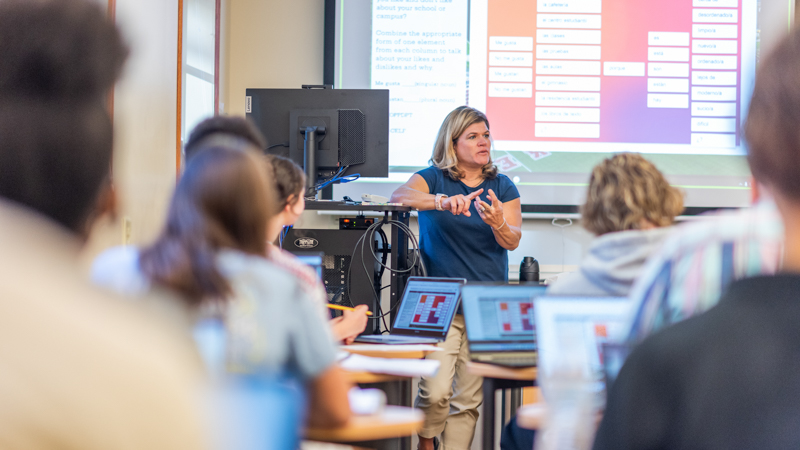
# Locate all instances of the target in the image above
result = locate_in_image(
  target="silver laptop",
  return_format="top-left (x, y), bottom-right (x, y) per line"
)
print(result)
top-left (462, 284), bottom-right (546, 367)
top-left (534, 296), bottom-right (631, 407)
top-left (355, 277), bottom-right (466, 344)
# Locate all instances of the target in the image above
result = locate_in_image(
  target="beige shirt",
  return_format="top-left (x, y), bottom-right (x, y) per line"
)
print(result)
top-left (0, 201), bottom-right (209, 450)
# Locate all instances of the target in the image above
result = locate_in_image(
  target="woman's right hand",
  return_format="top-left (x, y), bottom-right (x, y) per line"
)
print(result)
top-left (442, 188), bottom-right (484, 217)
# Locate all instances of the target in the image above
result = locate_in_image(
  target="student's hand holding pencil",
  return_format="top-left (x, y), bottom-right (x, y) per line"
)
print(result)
top-left (329, 304), bottom-right (370, 345)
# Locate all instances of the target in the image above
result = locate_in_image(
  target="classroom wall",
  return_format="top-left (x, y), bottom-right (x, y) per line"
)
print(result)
top-left (83, 0), bottom-right (180, 263)
top-left (225, 0), bottom-right (326, 117)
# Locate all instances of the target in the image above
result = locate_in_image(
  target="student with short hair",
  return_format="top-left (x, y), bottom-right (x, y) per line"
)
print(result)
top-left (0, 0), bottom-right (209, 448)
top-left (264, 154), bottom-right (369, 343)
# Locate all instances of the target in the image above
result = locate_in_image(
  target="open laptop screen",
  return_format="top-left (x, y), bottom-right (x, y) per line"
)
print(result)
top-left (463, 285), bottom-right (546, 352)
top-left (534, 296), bottom-right (631, 405)
top-left (392, 277), bottom-right (465, 336)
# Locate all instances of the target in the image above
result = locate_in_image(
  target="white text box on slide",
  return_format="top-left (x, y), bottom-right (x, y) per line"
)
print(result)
top-left (604, 62), bottom-right (645, 76)
top-left (489, 68), bottom-right (534, 82)
top-left (537, 0), bottom-right (602, 13)
top-left (489, 52), bottom-right (534, 67)
top-left (488, 83), bottom-right (533, 98)
top-left (537, 29), bottom-right (602, 44)
top-left (692, 39), bottom-right (738, 54)
top-left (692, 102), bottom-right (737, 116)
top-left (536, 76), bottom-right (601, 91)
top-left (691, 133), bottom-right (736, 147)
top-left (535, 123), bottom-right (600, 138)
top-left (694, 0), bottom-right (738, 7)
top-left (692, 71), bottom-right (737, 85)
top-left (648, 32), bottom-right (690, 46)
top-left (693, 8), bottom-right (738, 23)
top-left (489, 36), bottom-right (534, 52)
top-left (648, 94), bottom-right (689, 108)
top-left (536, 92), bottom-right (601, 107)
top-left (649, 47), bottom-right (690, 62)
top-left (691, 117), bottom-right (737, 132)
top-left (535, 107), bottom-right (600, 122)
top-left (648, 78), bottom-right (690, 93)
top-left (648, 63), bottom-right (690, 77)
top-left (537, 60), bottom-right (601, 75)
top-left (537, 14), bottom-right (602, 29)
top-left (537, 45), bottom-right (601, 60)
top-left (692, 55), bottom-right (737, 70)
top-left (692, 24), bottom-right (738, 38)
top-left (692, 86), bottom-right (737, 101)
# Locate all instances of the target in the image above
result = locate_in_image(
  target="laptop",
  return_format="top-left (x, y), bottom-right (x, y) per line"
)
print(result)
top-left (462, 284), bottom-right (546, 367)
top-left (533, 296), bottom-right (631, 408)
top-left (354, 277), bottom-right (466, 344)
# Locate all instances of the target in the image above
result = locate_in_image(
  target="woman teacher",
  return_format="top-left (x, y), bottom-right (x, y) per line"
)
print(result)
top-left (390, 106), bottom-right (522, 450)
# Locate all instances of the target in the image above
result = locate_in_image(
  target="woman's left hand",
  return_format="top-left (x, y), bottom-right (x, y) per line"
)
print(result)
top-left (474, 189), bottom-right (505, 229)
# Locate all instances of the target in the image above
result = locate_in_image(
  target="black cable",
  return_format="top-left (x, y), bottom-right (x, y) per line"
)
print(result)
top-left (267, 142), bottom-right (289, 150)
top-left (345, 218), bottom-right (427, 331)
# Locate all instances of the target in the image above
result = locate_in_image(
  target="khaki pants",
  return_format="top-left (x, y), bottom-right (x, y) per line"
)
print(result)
top-left (415, 314), bottom-right (483, 450)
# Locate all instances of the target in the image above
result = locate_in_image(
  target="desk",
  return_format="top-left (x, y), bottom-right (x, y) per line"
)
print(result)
top-left (306, 406), bottom-right (424, 443)
top-left (341, 344), bottom-right (441, 360)
top-left (346, 372), bottom-right (407, 384)
top-left (466, 362), bottom-right (537, 450)
top-left (339, 345), bottom-right (440, 450)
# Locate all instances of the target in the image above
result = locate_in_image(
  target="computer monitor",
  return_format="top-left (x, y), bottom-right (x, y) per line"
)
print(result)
top-left (245, 87), bottom-right (389, 197)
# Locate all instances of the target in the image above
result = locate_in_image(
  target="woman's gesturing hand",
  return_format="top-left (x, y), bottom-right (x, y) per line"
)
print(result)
top-left (442, 188), bottom-right (484, 217)
top-left (474, 189), bottom-right (505, 229)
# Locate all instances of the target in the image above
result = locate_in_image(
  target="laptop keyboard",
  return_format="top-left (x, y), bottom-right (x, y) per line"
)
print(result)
top-left (472, 352), bottom-right (537, 367)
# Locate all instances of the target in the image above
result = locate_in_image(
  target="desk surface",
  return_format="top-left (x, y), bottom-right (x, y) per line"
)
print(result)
top-left (346, 371), bottom-right (408, 384)
top-left (341, 344), bottom-right (441, 360)
top-left (305, 406), bottom-right (424, 442)
top-left (306, 201), bottom-right (413, 212)
top-left (466, 362), bottom-right (538, 380)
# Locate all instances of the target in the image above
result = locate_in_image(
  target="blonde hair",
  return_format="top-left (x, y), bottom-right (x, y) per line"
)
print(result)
top-left (430, 106), bottom-right (498, 181)
top-left (581, 153), bottom-right (683, 236)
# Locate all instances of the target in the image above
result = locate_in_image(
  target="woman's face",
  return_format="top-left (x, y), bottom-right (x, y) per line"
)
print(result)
top-left (454, 121), bottom-right (491, 170)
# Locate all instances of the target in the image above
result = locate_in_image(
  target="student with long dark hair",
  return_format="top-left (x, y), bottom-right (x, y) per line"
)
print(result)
top-left (95, 139), bottom-right (352, 427)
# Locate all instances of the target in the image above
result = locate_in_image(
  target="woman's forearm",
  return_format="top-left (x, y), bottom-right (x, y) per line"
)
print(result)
top-left (492, 222), bottom-right (521, 250)
top-left (390, 186), bottom-right (436, 210)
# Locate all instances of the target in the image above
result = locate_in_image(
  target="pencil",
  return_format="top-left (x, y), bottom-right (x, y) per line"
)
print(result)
top-left (327, 304), bottom-right (373, 316)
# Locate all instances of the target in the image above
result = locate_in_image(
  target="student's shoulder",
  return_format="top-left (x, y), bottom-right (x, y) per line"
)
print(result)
top-left (217, 250), bottom-right (307, 295)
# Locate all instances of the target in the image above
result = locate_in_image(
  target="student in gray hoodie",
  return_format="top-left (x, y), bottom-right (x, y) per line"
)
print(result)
top-left (547, 153), bottom-right (684, 296)
top-left (501, 153), bottom-right (683, 450)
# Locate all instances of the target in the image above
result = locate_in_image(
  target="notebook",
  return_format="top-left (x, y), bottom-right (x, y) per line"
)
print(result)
top-left (533, 296), bottom-right (631, 406)
top-left (354, 277), bottom-right (466, 344)
top-left (462, 284), bottom-right (547, 367)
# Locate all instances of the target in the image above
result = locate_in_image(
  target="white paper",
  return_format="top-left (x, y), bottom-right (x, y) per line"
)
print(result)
top-left (340, 353), bottom-right (441, 378)
top-left (341, 344), bottom-right (443, 353)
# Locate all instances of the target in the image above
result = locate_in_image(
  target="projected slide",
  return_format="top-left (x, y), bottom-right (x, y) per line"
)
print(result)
top-left (411, 294), bottom-right (455, 329)
top-left (475, 0), bottom-right (754, 154)
top-left (497, 300), bottom-right (535, 335)
top-left (372, 0), bottom-right (468, 167)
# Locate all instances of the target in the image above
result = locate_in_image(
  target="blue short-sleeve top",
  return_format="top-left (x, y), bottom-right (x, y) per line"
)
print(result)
top-left (416, 166), bottom-right (520, 282)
